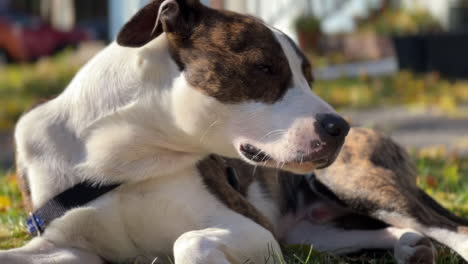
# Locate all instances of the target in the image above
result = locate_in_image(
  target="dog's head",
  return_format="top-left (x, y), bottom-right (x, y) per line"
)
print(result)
top-left (117, 0), bottom-right (349, 174)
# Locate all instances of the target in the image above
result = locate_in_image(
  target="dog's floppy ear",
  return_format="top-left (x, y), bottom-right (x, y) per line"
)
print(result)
top-left (117, 0), bottom-right (201, 48)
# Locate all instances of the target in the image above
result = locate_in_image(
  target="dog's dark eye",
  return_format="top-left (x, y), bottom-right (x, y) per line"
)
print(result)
top-left (255, 64), bottom-right (274, 75)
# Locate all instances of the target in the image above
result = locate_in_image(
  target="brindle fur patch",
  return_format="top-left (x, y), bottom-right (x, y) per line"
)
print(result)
top-left (315, 128), bottom-right (468, 232)
top-left (197, 155), bottom-right (310, 237)
top-left (118, 1), bottom-right (300, 104)
top-left (201, 128), bottom-right (468, 242)
top-left (197, 155), bottom-right (276, 236)
top-left (170, 7), bottom-right (293, 104)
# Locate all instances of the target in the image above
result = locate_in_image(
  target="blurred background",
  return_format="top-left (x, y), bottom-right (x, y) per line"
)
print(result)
top-left (0, 0), bottom-right (467, 255)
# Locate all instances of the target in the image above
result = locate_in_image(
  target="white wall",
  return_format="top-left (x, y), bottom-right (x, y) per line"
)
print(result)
top-left (225, 0), bottom-right (311, 41)
top-left (109, 0), bottom-right (150, 41)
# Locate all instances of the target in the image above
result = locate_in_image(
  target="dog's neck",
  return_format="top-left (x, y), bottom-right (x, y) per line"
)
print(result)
top-left (20, 37), bottom-right (209, 207)
top-left (56, 36), bottom-right (175, 133)
top-left (71, 37), bottom-right (209, 183)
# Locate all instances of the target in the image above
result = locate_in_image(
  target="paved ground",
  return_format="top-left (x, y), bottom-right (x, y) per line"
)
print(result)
top-left (314, 57), bottom-right (398, 80)
top-left (343, 106), bottom-right (468, 155)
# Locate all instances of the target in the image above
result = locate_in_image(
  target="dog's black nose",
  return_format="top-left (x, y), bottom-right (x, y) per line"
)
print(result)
top-left (317, 113), bottom-right (350, 138)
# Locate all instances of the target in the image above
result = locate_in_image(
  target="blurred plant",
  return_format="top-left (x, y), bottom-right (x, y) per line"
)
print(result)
top-left (414, 146), bottom-right (468, 216)
top-left (294, 15), bottom-right (321, 33)
top-left (313, 71), bottom-right (468, 111)
top-left (294, 14), bottom-right (322, 52)
top-left (0, 51), bottom-right (80, 132)
top-left (359, 8), bottom-right (442, 35)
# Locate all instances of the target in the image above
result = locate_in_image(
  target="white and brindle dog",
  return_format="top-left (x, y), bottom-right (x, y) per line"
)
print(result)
top-left (2, 0), bottom-right (467, 263)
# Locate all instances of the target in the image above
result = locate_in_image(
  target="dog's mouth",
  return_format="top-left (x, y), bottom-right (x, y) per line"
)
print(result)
top-left (239, 144), bottom-right (335, 170)
top-left (240, 144), bottom-right (273, 163)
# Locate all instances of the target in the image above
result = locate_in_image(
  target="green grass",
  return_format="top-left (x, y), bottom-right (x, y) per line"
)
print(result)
top-left (0, 51), bottom-right (79, 132)
top-left (282, 245), bottom-right (466, 264)
top-left (0, 172), bottom-right (30, 249)
top-left (0, 153), bottom-right (467, 263)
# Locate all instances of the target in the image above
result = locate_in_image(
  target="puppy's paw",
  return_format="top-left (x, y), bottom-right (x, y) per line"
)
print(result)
top-left (394, 232), bottom-right (436, 264)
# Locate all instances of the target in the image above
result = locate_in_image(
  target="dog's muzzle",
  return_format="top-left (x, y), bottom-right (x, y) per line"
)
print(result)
top-left (239, 113), bottom-right (350, 170)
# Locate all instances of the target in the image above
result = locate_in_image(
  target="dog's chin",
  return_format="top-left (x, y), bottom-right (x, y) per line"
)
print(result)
top-left (238, 144), bottom-right (339, 174)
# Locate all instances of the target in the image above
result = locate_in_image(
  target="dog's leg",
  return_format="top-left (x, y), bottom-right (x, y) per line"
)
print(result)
top-left (284, 221), bottom-right (436, 263)
top-left (0, 237), bottom-right (104, 264)
top-left (173, 216), bottom-right (281, 264)
top-left (313, 128), bottom-right (468, 261)
top-left (376, 207), bottom-right (468, 262)
top-left (174, 228), bottom-right (281, 264)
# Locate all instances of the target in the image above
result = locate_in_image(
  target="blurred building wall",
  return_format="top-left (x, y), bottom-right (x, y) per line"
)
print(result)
top-left (222, 0), bottom-right (385, 40)
top-left (222, 0), bottom-right (452, 38)
top-left (223, 0), bottom-right (311, 41)
top-left (41, 0), bottom-right (75, 31)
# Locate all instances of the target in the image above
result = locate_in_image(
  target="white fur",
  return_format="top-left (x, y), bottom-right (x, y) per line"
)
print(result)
top-left (426, 228), bottom-right (468, 261)
top-left (376, 210), bottom-right (468, 261)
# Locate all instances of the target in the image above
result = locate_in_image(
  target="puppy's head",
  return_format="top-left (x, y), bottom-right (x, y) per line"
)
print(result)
top-left (118, 0), bottom-right (349, 174)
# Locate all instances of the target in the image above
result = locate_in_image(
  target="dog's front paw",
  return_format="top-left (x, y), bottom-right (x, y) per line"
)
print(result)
top-left (394, 232), bottom-right (436, 264)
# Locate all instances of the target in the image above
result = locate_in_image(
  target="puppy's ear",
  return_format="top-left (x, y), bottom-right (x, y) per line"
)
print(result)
top-left (117, 0), bottom-right (201, 48)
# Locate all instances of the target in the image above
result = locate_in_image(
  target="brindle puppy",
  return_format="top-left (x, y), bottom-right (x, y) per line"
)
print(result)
top-left (198, 128), bottom-right (468, 263)
top-left (314, 128), bottom-right (468, 260)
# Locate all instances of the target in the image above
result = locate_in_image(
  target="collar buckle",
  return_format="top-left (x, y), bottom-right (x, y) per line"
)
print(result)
top-left (26, 212), bottom-right (43, 236)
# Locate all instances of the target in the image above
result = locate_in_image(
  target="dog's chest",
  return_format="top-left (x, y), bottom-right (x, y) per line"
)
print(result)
top-left (47, 168), bottom-right (234, 262)
top-left (118, 172), bottom-right (219, 248)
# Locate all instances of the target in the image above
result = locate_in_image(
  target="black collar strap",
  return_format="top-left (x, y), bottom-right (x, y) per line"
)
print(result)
top-left (26, 181), bottom-right (121, 236)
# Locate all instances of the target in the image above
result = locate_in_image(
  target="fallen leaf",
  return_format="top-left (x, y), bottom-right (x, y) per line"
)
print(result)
top-left (0, 196), bottom-right (12, 210)
top-left (426, 176), bottom-right (438, 189)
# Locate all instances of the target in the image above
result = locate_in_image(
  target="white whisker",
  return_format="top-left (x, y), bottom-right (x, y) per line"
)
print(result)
top-left (259, 129), bottom-right (287, 141)
top-left (199, 119), bottom-right (219, 144)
